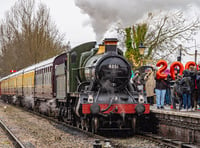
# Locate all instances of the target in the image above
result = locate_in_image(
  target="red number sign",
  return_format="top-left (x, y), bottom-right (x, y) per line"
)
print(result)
top-left (185, 61), bottom-right (195, 70)
top-left (170, 61), bottom-right (184, 80)
top-left (156, 60), bottom-right (192, 80)
top-left (156, 60), bottom-right (167, 79)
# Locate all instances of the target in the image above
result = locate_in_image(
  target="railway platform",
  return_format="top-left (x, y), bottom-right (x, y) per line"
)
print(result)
top-left (148, 104), bottom-right (200, 146)
top-left (151, 104), bottom-right (200, 119)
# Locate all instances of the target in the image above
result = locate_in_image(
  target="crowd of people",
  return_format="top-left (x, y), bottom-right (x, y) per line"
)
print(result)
top-left (132, 65), bottom-right (200, 111)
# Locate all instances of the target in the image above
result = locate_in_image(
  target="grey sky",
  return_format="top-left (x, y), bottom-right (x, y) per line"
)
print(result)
top-left (0, 0), bottom-right (200, 64)
top-left (1, 0), bottom-right (200, 45)
top-left (0, 0), bottom-right (96, 47)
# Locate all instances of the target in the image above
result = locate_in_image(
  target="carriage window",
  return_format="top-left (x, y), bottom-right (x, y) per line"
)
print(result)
top-left (71, 51), bottom-right (77, 63)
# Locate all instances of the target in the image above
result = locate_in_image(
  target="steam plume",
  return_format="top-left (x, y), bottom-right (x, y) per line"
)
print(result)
top-left (75, 0), bottom-right (200, 41)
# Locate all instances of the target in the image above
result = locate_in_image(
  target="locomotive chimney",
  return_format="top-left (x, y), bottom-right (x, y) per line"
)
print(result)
top-left (104, 38), bottom-right (118, 53)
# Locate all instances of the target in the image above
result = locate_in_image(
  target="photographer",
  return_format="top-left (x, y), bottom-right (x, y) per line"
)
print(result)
top-left (144, 68), bottom-right (155, 105)
top-left (132, 70), bottom-right (143, 92)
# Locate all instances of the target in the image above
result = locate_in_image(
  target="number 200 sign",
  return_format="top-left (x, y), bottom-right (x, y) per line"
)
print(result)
top-left (156, 60), bottom-right (198, 80)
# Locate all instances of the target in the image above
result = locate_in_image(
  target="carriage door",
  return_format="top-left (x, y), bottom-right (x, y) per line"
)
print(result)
top-left (55, 63), bottom-right (66, 99)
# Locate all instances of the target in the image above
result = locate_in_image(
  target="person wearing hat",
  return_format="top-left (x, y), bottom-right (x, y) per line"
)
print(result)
top-left (174, 73), bottom-right (183, 110)
top-left (132, 70), bottom-right (142, 92)
top-left (144, 68), bottom-right (155, 105)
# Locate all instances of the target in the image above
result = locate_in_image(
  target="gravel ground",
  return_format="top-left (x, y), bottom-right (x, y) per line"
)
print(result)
top-left (112, 137), bottom-right (160, 148)
top-left (0, 127), bottom-right (15, 148)
top-left (0, 100), bottom-right (160, 148)
top-left (0, 101), bottom-right (95, 148)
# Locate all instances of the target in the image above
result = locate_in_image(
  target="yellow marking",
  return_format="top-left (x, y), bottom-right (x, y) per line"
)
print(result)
top-left (96, 45), bottom-right (105, 55)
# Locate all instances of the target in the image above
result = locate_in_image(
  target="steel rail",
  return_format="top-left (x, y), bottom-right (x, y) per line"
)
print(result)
top-left (3, 101), bottom-right (198, 147)
top-left (0, 101), bottom-right (125, 148)
top-left (0, 119), bottom-right (26, 148)
top-left (28, 110), bottom-right (126, 148)
top-left (137, 132), bottom-right (198, 148)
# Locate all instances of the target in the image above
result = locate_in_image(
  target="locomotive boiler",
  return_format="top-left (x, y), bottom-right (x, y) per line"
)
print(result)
top-left (0, 38), bottom-right (150, 134)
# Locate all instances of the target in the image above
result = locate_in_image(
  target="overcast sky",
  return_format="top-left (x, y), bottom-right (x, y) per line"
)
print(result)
top-left (0, 0), bottom-right (96, 47)
top-left (0, 0), bottom-right (200, 64)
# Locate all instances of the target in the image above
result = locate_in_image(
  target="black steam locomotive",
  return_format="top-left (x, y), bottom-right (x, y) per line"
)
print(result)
top-left (0, 38), bottom-right (150, 134)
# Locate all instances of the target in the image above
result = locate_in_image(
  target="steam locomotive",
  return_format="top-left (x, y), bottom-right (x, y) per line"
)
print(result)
top-left (0, 38), bottom-right (150, 134)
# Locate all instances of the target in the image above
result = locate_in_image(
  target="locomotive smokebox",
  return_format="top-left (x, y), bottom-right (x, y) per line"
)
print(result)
top-left (104, 38), bottom-right (118, 53)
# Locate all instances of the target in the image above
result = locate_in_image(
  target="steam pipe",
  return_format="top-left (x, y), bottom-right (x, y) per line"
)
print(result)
top-left (101, 97), bottom-right (114, 112)
top-left (94, 88), bottom-right (101, 102)
top-left (125, 88), bottom-right (137, 103)
top-left (128, 82), bottom-right (135, 92)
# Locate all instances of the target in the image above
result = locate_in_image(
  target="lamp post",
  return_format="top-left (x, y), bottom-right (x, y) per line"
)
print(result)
top-left (192, 39), bottom-right (197, 64)
top-left (177, 44), bottom-right (182, 62)
top-left (138, 42), bottom-right (146, 66)
top-left (195, 50), bottom-right (197, 64)
top-left (194, 39), bottom-right (197, 64)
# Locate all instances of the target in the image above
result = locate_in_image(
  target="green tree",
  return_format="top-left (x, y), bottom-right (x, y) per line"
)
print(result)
top-left (125, 24), bottom-right (148, 68)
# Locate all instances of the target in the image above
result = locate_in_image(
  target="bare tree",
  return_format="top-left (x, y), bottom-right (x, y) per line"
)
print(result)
top-left (123, 10), bottom-right (200, 67)
top-left (0, 0), bottom-right (66, 76)
top-left (144, 10), bottom-right (200, 63)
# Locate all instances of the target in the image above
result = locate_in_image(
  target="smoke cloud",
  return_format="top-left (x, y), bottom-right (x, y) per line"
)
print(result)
top-left (75, 0), bottom-right (200, 41)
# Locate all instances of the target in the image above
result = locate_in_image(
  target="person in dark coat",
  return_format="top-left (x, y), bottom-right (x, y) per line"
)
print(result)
top-left (165, 74), bottom-right (172, 105)
top-left (173, 74), bottom-right (183, 110)
top-left (196, 69), bottom-right (200, 110)
top-left (179, 70), bottom-right (192, 111)
top-left (189, 65), bottom-right (197, 110)
top-left (155, 74), bottom-right (168, 109)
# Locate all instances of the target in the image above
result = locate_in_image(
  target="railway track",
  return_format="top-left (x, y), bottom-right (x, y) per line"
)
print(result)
top-left (136, 132), bottom-right (198, 148)
top-left (0, 119), bottom-right (25, 148)
top-left (1, 100), bottom-right (198, 148)
top-left (26, 109), bottom-right (126, 147)
top-left (0, 100), bottom-right (125, 147)
top-left (21, 108), bottom-right (182, 148)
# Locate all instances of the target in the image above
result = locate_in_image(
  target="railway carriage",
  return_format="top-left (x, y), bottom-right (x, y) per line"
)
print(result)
top-left (0, 38), bottom-right (150, 134)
